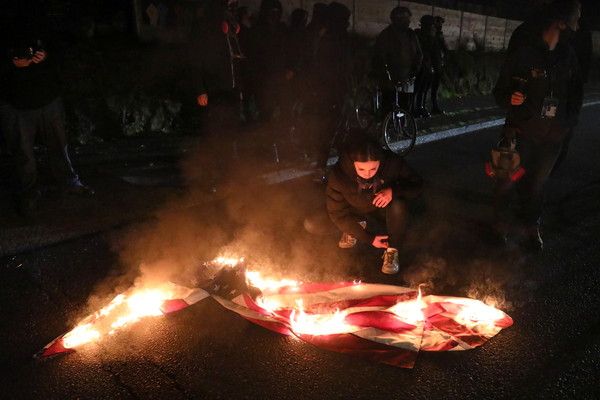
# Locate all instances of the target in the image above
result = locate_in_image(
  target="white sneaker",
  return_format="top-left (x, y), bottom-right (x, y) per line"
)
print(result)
top-left (381, 247), bottom-right (399, 274)
top-left (338, 221), bottom-right (367, 249)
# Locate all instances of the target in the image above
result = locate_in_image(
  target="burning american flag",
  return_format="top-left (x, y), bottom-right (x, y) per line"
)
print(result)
top-left (36, 260), bottom-right (512, 368)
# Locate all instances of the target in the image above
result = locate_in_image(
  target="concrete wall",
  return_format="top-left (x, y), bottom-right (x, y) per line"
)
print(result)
top-left (239, 0), bottom-right (523, 51)
top-left (136, 0), bottom-right (600, 54)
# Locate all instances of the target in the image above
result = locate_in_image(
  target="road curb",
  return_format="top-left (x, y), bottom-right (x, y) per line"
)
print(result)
top-left (259, 98), bottom-right (600, 187)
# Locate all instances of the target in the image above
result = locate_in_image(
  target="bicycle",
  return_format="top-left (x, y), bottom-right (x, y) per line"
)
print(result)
top-left (354, 77), bottom-right (418, 157)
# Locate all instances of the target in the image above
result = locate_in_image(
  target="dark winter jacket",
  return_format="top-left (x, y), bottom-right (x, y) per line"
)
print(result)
top-left (326, 150), bottom-right (423, 244)
top-left (190, 9), bottom-right (244, 96)
top-left (494, 26), bottom-right (583, 143)
top-left (374, 25), bottom-right (423, 83)
top-left (0, 56), bottom-right (61, 110)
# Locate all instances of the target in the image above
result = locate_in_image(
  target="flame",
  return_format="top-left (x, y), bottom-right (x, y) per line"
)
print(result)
top-left (60, 283), bottom-right (184, 350)
top-left (389, 285), bottom-right (425, 324)
top-left (246, 270), bottom-right (301, 292)
top-left (450, 298), bottom-right (507, 332)
top-left (62, 323), bottom-right (100, 348)
top-left (213, 256), bottom-right (244, 266)
top-left (289, 299), bottom-right (351, 335)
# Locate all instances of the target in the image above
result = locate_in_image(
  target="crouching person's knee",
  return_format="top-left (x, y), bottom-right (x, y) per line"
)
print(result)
top-left (304, 212), bottom-right (336, 235)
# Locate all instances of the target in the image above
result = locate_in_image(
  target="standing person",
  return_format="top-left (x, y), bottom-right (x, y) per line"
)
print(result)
top-left (0, 5), bottom-right (93, 216)
top-left (305, 133), bottom-right (423, 274)
top-left (191, 0), bottom-right (244, 132)
top-left (414, 15), bottom-right (437, 118)
top-left (373, 6), bottom-right (422, 116)
top-left (551, 14), bottom-right (592, 172)
top-left (246, 0), bottom-right (290, 126)
top-left (431, 16), bottom-right (448, 115)
top-left (306, 2), bottom-right (352, 182)
top-left (187, 0), bottom-right (245, 192)
top-left (286, 8), bottom-right (310, 129)
top-left (491, 0), bottom-right (582, 250)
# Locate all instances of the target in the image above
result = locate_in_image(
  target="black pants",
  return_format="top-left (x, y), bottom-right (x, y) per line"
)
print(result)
top-left (431, 68), bottom-right (443, 110)
top-left (415, 69), bottom-right (435, 112)
top-left (304, 198), bottom-right (408, 249)
top-left (493, 135), bottom-right (563, 227)
top-left (1, 98), bottom-right (79, 193)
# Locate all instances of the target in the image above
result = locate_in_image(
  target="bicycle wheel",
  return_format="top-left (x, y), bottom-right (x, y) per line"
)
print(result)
top-left (382, 108), bottom-right (417, 156)
top-left (354, 86), bottom-right (377, 129)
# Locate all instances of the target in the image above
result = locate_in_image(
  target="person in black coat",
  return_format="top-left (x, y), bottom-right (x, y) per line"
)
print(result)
top-left (0, 2), bottom-right (93, 216)
top-left (373, 6), bottom-right (422, 114)
top-left (431, 16), bottom-right (448, 114)
top-left (414, 15), bottom-right (437, 118)
top-left (305, 133), bottom-right (423, 274)
top-left (491, 0), bottom-right (582, 250)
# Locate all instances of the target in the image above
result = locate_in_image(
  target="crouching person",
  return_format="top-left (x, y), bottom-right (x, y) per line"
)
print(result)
top-left (305, 133), bottom-right (423, 274)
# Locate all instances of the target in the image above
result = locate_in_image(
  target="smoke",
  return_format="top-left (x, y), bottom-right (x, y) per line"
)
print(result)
top-left (100, 118), bottom-right (353, 302)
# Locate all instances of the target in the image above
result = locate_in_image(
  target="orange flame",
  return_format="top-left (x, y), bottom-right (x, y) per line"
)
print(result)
top-left (289, 299), bottom-right (351, 335)
top-left (61, 282), bottom-right (187, 349)
top-left (389, 285), bottom-right (425, 324)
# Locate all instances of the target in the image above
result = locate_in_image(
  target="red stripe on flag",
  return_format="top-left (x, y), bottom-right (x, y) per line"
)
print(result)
top-left (160, 299), bottom-right (189, 314)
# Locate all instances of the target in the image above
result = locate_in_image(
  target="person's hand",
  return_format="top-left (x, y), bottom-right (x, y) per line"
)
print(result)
top-left (31, 49), bottom-right (47, 63)
top-left (372, 235), bottom-right (389, 249)
top-left (197, 94), bottom-right (208, 106)
top-left (373, 187), bottom-right (392, 208)
top-left (510, 91), bottom-right (526, 106)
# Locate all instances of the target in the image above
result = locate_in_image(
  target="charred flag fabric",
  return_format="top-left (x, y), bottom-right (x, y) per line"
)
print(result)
top-left (200, 266), bottom-right (513, 369)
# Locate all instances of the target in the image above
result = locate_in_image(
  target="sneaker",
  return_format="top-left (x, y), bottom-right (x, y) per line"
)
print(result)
top-left (338, 221), bottom-right (366, 249)
top-left (381, 247), bottom-right (399, 274)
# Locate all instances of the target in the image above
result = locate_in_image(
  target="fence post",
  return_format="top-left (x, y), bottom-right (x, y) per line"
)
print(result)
top-left (503, 18), bottom-right (508, 50)
top-left (458, 11), bottom-right (464, 47)
top-left (483, 15), bottom-right (488, 52)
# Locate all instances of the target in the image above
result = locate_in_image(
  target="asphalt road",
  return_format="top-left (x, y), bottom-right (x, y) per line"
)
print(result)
top-left (1, 105), bottom-right (600, 399)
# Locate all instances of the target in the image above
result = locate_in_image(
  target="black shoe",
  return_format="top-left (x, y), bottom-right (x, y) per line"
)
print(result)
top-left (64, 184), bottom-right (95, 196)
top-left (521, 225), bottom-right (543, 251)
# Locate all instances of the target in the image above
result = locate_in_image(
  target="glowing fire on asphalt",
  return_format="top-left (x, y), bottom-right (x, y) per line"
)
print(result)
top-left (35, 256), bottom-right (512, 363)
top-left (58, 283), bottom-right (189, 351)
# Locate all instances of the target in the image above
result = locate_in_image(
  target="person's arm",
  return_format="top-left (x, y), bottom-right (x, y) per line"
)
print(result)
top-left (194, 48), bottom-right (209, 106)
top-left (493, 50), bottom-right (518, 109)
top-left (326, 183), bottom-right (374, 244)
